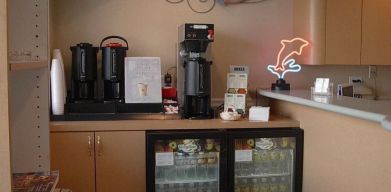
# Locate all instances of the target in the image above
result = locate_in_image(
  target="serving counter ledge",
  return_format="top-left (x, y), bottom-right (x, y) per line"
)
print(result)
top-left (258, 89), bottom-right (391, 131)
top-left (50, 116), bottom-right (300, 132)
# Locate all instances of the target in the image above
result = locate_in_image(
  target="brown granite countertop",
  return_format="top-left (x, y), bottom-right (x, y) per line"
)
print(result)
top-left (50, 116), bottom-right (299, 132)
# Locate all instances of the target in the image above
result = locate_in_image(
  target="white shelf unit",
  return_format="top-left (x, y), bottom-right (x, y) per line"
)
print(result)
top-left (8, 0), bottom-right (50, 173)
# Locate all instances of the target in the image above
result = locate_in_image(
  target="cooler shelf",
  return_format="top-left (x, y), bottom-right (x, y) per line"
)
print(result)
top-left (235, 172), bottom-right (291, 179)
top-left (9, 60), bottom-right (48, 71)
top-left (156, 178), bottom-right (218, 185)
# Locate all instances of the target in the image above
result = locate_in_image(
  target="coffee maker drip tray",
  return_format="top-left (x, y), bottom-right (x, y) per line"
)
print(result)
top-left (51, 102), bottom-right (165, 121)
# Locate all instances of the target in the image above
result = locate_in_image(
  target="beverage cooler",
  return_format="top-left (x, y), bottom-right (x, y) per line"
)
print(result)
top-left (228, 129), bottom-right (303, 192)
top-left (147, 130), bottom-right (226, 192)
top-left (146, 128), bottom-right (303, 192)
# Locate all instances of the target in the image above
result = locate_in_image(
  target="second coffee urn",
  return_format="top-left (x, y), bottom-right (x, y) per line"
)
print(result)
top-left (101, 36), bottom-right (129, 102)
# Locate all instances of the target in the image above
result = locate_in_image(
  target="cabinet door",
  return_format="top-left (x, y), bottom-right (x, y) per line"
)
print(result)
top-left (95, 131), bottom-right (146, 192)
top-left (51, 132), bottom-right (95, 192)
top-left (325, 0), bottom-right (362, 65)
top-left (293, 0), bottom-right (327, 65)
top-left (362, 0), bottom-right (391, 65)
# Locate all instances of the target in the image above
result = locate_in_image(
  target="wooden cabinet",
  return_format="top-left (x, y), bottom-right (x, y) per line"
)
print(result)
top-left (294, 0), bottom-right (391, 65)
top-left (51, 131), bottom-right (146, 192)
top-left (325, 0), bottom-right (362, 65)
top-left (361, 0), bottom-right (391, 65)
top-left (95, 131), bottom-right (145, 192)
top-left (294, 0), bottom-right (362, 65)
top-left (51, 132), bottom-right (95, 192)
top-left (293, 0), bottom-right (326, 65)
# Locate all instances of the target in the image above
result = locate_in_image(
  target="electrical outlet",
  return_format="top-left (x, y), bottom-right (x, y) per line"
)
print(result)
top-left (369, 65), bottom-right (377, 79)
top-left (349, 76), bottom-right (362, 84)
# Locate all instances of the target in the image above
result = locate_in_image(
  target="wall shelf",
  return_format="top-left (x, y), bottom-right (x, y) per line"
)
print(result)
top-left (9, 61), bottom-right (48, 71)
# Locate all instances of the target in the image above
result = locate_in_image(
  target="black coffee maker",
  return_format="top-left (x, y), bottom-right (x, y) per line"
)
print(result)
top-left (70, 43), bottom-right (98, 103)
top-left (100, 36), bottom-right (128, 102)
top-left (178, 24), bottom-right (214, 119)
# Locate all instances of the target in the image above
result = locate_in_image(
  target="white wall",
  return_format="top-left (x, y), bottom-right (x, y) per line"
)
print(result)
top-left (52, 0), bottom-right (391, 99)
top-left (52, 0), bottom-right (293, 98)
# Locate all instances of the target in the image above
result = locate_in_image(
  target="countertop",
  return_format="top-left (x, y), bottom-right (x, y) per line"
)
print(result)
top-left (50, 116), bottom-right (300, 132)
top-left (258, 89), bottom-right (391, 131)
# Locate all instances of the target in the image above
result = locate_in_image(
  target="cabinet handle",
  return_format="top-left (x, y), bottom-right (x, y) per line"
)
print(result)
top-left (88, 136), bottom-right (92, 156)
top-left (97, 136), bottom-right (102, 156)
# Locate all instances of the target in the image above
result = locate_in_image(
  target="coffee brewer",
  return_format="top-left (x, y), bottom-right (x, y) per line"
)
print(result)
top-left (70, 43), bottom-right (99, 103)
top-left (178, 24), bottom-right (214, 119)
top-left (100, 36), bottom-right (128, 102)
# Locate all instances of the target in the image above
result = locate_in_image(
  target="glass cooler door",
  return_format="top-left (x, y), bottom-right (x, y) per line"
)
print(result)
top-left (228, 129), bottom-right (303, 192)
top-left (147, 131), bottom-right (226, 192)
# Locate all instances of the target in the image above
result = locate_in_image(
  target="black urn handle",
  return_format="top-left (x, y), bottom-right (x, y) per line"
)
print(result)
top-left (100, 35), bottom-right (129, 50)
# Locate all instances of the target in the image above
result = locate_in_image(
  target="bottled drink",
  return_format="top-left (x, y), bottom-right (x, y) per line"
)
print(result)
top-left (207, 181), bottom-right (216, 192)
top-left (197, 152), bottom-right (208, 179)
top-left (211, 181), bottom-right (219, 192)
top-left (183, 156), bottom-right (189, 180)
top-left (168, 183), bottom-right (176, 192)
top-left (244, 161), bottom-right (252, 176)
top-left (260, 151), bottom-right (271, 173)
top-left (237, 162), bottom-right (243, 176)
top-left (234, 179), bottom-right (240, 192)
top-left (164, 184), bottom-right (170, 192)
top-left (269, 177), bottom-right (278, 192)
top-left (188, 183), bottom-right (197, 192)
top-left (251, 178), bottom-right (260, 192)
top-left (279, 177), bottom-right (289, 192)
top-left (165, 165), bottom-right (176, 181)
top-left (176, 153), bottom-right (185, 180)
top-left (197, 182), bottom-right (205, 192)
top-left (238, 161), bottom-right (251, 176)
top-left (235, 162), bottom-right (241, 176)
top-left (177, 183), bottom-right (185, 192)
top-left (279, 150), bottom-right (287, 173)
top-left (156, 184), bottom-right (165, 192)
top-left (188, 153), bottom-right (197, 180)
top-left (259, 178), bottom-right (269, 192)
top-left (241, 179), bottom-right (250, 192)
top-left (253, 150), bottom-right (262, 175)
top-left (156, 166), bottom-right (163, 181)
top-left (207, 152), bottom-right (218, 179)
top-left (270, 151), bottom-right (280, 173)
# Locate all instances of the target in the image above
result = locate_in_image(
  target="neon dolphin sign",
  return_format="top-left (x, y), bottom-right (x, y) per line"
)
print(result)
top-left (267, 38), bottom-right (309, 79)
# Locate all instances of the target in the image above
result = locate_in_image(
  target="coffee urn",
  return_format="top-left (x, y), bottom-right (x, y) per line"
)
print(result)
top-left (178, 24), bottom-right (214, 119)
top-left (100, 36), bottom-right (128, 102)
top-left (70, 43), bottom-right (98, 103)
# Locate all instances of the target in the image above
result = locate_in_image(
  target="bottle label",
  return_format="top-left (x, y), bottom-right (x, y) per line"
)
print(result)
top-left (255, 138), bottom-right (275, 150)
top-left (178, 139), bottom-right (200, 153)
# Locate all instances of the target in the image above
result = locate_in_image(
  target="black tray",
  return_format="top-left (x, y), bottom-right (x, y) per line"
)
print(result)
top-left (51, 102), bottom-right (164, 121)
